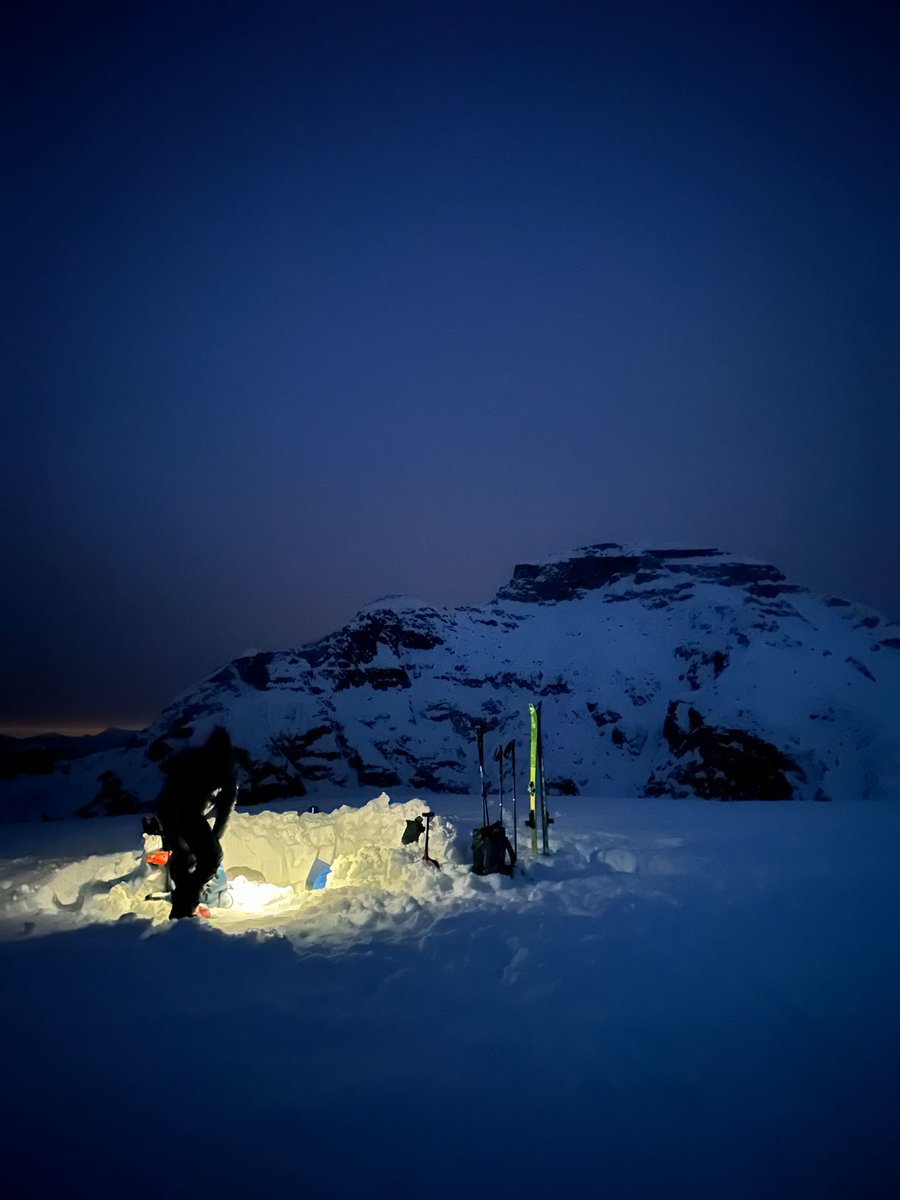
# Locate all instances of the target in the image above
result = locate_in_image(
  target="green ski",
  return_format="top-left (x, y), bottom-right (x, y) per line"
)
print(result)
top-left (537, 703), bottom-right (551, 854)
top-left (528, 702), bottom-right (552, 856)
top-left (527, 704), bottom-right (538, 854)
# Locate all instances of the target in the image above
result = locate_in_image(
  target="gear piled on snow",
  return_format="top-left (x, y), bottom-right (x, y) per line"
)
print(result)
top-left (472, 821), bottom-right (515, 876)
top-left (474, 703), bottom-right (551, 870)
top-left (141, 817), bottom-right (172, 901)
top-left (200, 866), bottom-right (232, 908)
top-left (472, 726), bottom-right (517, 876)
top-left (142, 821), bottom-right (232, 910)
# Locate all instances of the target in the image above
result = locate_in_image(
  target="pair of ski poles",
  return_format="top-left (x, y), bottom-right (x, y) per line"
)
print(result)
top-left (477, 728), bottom-right (518, 858)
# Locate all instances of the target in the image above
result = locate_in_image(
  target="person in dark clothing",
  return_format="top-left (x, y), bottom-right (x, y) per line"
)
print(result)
top-left (156, 725), bottom-right (238, 919)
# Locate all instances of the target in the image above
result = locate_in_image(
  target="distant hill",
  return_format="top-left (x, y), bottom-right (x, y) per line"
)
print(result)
top-left (0, 729), bottom-right (139, 783)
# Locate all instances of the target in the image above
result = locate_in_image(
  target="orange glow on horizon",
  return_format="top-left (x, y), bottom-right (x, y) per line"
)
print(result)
top-left (0, 721), bottom-right (148, 739)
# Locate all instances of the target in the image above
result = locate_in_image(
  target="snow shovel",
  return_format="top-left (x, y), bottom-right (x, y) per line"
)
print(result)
top-left (422, 811), bottom-right (441, 869)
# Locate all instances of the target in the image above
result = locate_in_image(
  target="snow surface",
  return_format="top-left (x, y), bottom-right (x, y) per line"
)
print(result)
top-left (1, 794), bottom-right (898, 1198)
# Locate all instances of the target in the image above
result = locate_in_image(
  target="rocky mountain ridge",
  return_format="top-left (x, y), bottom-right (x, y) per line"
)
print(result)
top-left (4, 543), bottom-right (899, 819)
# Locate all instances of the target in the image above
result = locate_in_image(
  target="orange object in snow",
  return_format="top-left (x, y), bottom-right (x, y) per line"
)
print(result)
top-left (146, 850), bottom-right (171, 866)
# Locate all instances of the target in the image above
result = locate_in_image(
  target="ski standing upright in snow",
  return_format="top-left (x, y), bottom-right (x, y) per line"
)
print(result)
top-left (527, 702), bottom-right (552, 856)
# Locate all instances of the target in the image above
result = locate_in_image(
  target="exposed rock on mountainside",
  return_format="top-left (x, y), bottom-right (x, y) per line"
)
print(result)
top-left (646, 701), bottom-right (805, 801)
top-left (3, 545), bottom-right (899, 818)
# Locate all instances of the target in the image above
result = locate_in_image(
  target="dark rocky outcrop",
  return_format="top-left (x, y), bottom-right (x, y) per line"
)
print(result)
top-left (646, 701), bottom-right (805, 801)
top-left (234, 652), bottom-right (275, 691)
top-left (675, 646), bottom-right (730, 691)
top-left (586, 704), bottom-right (623, 728)
top-left (409, 762), bottom-right (470, 793)
top-left (76, 770), bottom-right (142, 818)
top-left (495, 546), bottom-right (647, 603)
top-left (493, 544), bottom-right (798, 613)
top-left (547, 777), bottom-right (579, 795)
top-left (300, 610), bottom-right (444, 670)
top-left (233, 746), bottom-right (309, 805)
top-left (334, 667), bottom-right (412, 691)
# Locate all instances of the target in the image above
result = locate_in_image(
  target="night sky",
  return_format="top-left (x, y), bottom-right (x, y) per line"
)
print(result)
top-left (3, 0), bottom-right (897, 734)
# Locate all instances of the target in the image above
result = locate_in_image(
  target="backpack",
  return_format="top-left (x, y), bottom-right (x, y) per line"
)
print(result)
top-left (472, 821), bottom-right (516, 876)
top-left (199, 866), bottom-right (232, 908)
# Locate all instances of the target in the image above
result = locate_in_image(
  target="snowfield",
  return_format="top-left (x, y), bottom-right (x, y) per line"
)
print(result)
top-left (1, 793), bottom-right (898, 1199)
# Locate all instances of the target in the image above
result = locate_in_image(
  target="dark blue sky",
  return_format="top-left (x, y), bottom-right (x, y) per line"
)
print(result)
top-left (3, 0), bottom-right (898, 733)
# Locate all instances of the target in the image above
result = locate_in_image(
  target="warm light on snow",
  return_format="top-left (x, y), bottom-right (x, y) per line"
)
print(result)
top-left (224, 875), bottom-right (296, 916)
top-left (3, 794), bottom-right (474, 941)
top-left (0, 792), bottom-right (654, 946)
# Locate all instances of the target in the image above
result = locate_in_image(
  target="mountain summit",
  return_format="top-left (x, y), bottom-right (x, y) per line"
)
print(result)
top-left (5, 543), bottom-right (900, 818)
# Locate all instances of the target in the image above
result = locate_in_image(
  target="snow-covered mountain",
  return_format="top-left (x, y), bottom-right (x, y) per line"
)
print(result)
top-left (5, 543), bottom-right (900, 818)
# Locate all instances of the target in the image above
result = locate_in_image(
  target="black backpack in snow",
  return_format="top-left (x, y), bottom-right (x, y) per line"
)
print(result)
top-left (472, 821), bottom-right (516, 876)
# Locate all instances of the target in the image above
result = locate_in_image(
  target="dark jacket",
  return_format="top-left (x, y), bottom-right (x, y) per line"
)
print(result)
top-left (158, 727), bottom-right (238, 840)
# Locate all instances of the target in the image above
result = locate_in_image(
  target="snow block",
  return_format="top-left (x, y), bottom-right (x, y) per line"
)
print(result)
top-left (220, 793), bottom-right (458, 891)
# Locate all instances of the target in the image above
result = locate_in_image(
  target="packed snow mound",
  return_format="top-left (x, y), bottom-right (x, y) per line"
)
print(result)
top-left (0, 794), bottom-right (663, 948)
top-left (221, 793), bottom-right (458, 889)
top-left (1, 796), bottom-right (485, 944)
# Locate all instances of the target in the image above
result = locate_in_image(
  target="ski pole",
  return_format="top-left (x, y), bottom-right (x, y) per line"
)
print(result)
top-left (504, 739), bottom-right (517, 858)
top-left (528, 704), bottom-right (539, 855)
top-left (494, 743), bottom-right (504, 827)
top-left (477, 725), bottom-right (489, 827)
